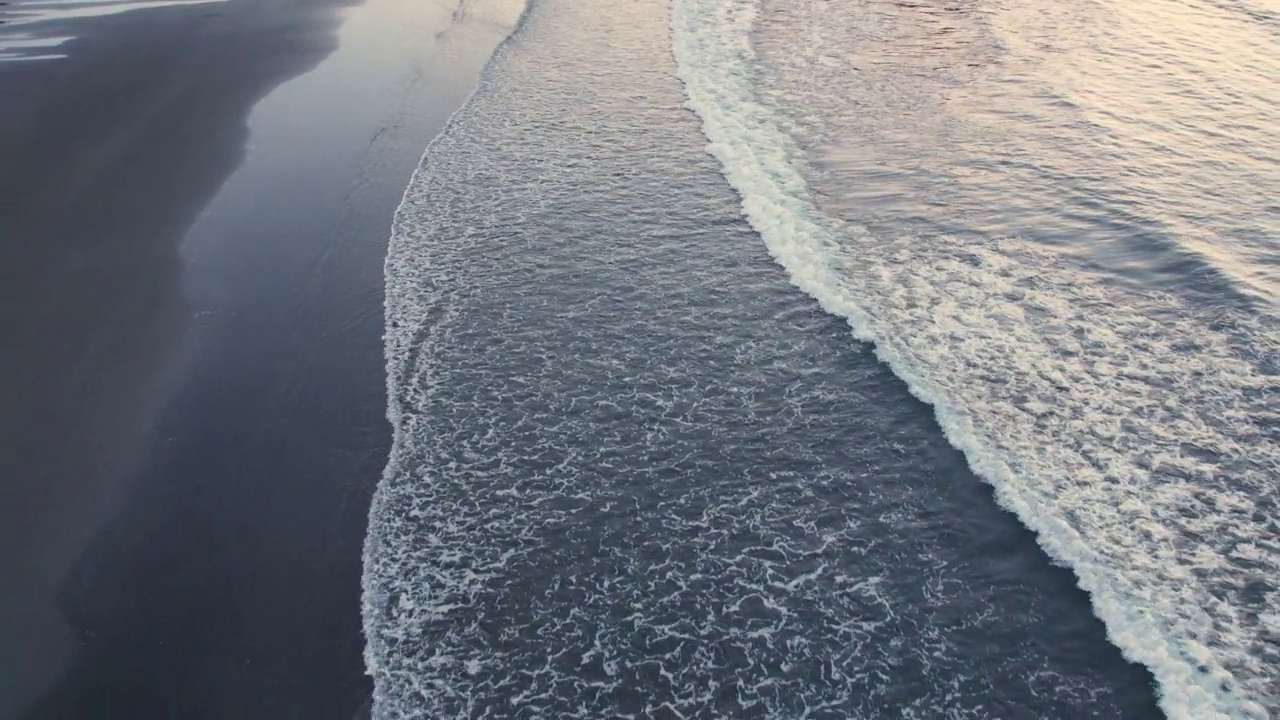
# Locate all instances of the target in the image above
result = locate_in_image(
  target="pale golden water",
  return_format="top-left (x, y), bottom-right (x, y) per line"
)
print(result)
top-left (744, 0), bottom-right (1277, 716)
top-left (756, 0), bottom-right (1279, 308)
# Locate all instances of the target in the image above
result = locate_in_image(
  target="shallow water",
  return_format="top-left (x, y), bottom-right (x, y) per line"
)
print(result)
top-left (732, 0), bottom-right (1277, 715)
top-left (753, 0), bottom-right (1279, 309)
top-left (354, 0), bottom-right (1278, 716)
top-left (0, 0), bottom-right (227, 61)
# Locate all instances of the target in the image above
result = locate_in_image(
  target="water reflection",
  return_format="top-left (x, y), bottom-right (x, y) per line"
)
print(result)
top-left (0, 0), bottom-right (226, 61)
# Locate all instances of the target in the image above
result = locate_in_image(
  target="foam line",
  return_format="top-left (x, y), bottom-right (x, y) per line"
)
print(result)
top-left (671, 0), bottom-right (1276, 717)
top-left (361, 1), bottom-right (536, 716)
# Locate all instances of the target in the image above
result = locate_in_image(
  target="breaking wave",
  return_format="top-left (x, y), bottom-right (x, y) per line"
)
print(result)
top-left (671, 0), bottom-right (1279, 718)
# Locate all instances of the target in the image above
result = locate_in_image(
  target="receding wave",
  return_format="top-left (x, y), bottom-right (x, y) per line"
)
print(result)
top-left (363, 0), bottom-right (1170, 714)
top-left (361, 0), bottom-right (533, 716)
top-left (671, 0), bottom-right (1278, 718)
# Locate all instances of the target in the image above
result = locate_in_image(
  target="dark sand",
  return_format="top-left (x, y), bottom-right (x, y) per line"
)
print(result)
top-left (1, 0), bottom-right (508, 716)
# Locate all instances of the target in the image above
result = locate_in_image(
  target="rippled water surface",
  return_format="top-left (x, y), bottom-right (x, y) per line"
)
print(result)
top-left (755, 0), bottom-right (1279, 307)
top-left (364, 0), bottom-right (1278, 717)
top-left (740, 0), bottom-right (1277, 715)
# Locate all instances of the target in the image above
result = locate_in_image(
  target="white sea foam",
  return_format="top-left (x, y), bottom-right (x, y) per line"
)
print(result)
top-left (672, 0), bottom-right (1279, 718)
top-left (363, 0), bottom-right (1141, 714)
top-left (361, 0), bottom-right (533, 717)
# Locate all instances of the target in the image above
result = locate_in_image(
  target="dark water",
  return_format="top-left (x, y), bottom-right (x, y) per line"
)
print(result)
top-left (362, 0), bottom-right (1273, 717)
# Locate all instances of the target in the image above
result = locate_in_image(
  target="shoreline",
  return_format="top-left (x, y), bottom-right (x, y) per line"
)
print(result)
top-left (2, 0), bottom-right (353, 712)
top-left (1, 0), bottom-right (512, 715)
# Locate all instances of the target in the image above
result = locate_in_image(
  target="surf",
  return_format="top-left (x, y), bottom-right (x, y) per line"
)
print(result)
top-left (360, 0), bottom-right (534, 716)
top-left (671, 0), bottom-right (1278, 717)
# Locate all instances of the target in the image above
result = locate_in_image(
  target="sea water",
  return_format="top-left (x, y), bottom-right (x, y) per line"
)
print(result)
top-left (364, 0), bottom-right (1278, 717)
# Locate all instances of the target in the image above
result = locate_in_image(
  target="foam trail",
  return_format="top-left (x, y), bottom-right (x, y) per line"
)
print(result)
top-left (361, 1), bottom-right (534, 717)
top-left (671, 0), bottom-right (1278, 718)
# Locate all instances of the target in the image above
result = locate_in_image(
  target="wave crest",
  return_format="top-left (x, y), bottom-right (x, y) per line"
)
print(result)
top-left (671, 0), bottom-right (1278, 717)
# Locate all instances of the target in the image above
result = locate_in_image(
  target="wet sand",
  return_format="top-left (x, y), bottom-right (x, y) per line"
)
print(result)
top-left (0, 0), bottom-right (510, 715)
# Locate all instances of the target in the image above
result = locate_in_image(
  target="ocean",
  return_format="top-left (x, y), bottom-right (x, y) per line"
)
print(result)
top-left (361, 0), bottom-right (1278, 718)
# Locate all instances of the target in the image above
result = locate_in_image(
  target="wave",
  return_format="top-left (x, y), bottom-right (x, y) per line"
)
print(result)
top-left (671, 0), bottom-right (1278, 718)
top-left (361, 0), bottom-right (534, 717)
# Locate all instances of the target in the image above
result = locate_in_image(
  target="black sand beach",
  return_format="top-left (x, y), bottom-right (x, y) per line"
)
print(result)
top-left (1, 0), bottom-right (508, 716)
